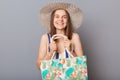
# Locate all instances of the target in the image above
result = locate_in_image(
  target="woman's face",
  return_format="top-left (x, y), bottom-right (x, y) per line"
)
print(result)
top-left (53, 9), bottom-right (68, 30)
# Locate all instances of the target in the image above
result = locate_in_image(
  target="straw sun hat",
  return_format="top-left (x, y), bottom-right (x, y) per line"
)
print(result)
top-left (39, 2), bottom-right (83, 29)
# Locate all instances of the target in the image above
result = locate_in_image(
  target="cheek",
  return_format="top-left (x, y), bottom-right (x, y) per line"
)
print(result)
top-left (53, 18), bottom-right (57, 23)
top-left (64, 20), bottom-right (68, 25)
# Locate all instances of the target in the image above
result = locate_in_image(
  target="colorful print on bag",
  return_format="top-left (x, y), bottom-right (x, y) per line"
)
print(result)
top-left (40, 55), bottom-right (88, 80)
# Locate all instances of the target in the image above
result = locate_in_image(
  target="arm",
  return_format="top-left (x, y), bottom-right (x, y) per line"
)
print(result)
top-left (36, 34), bottom-right (47, 70)
top-left (72, 33), bottom-right (84, 57)
top-left (36, 34), bottom-right (57, 70)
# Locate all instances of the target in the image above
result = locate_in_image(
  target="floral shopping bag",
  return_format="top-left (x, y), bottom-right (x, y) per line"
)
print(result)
top-left (40, 55), bottom-right (88, 80)
top-left (40, 34), bottom-right (88, 80)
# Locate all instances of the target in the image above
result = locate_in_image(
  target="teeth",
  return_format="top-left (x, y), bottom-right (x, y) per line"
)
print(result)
top-left (57, 23), bottom-right (63, 25)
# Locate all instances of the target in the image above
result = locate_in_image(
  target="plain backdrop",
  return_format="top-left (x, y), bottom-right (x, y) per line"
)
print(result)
top-left (0, 0), bottom-right (120, 80)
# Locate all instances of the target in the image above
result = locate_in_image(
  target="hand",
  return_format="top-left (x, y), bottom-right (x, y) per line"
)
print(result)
top-left (49, 41), bottom-right (57, 54)
top-left (64, 38), bottom-right (71, 50)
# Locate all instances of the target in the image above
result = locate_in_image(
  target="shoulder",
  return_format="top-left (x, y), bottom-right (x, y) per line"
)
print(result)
top-left (72, 32), bottom-right (80, 40)
top-left (71, 32), bottom-right (81, 44)
top-left (41, 33), bottom-right (48, 39)
top-left (40, 33), bottom-right (48, 42)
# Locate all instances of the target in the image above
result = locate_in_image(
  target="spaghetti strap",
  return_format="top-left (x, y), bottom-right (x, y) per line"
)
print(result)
top-left (47, 33), bottom-right (51, 52)
top-left (56, 52), bottom-right (59, 59)
top-left (65, 50), bottom-right (69, 58)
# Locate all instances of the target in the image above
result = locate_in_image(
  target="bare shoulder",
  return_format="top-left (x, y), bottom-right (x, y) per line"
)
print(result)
top-left (72, 32), bottom-right (80, 41)
top-left (40, 33), bottom-right (48, 41)
top-left (39, 33), bottom-right (49, 45)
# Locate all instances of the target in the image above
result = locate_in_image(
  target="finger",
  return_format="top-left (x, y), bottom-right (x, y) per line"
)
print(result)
top-left (64, 38), bottom-right (68, 41)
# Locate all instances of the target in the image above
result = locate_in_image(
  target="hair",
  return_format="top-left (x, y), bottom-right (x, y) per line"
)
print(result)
top-left (49, 8), bottom-right (74, 40)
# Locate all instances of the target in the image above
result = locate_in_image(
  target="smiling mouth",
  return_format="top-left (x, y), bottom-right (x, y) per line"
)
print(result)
top-left (56, 22), bottom-right (64, 25)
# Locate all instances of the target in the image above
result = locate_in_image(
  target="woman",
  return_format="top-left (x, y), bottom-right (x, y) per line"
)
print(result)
top-left (36, 2), bottom-right (84, 70)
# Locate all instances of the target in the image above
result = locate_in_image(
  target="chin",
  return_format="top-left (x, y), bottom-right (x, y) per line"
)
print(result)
top-left (57, 27), bottom-right (66, 30)
top-left (56, 26), bottom-right (66, 29)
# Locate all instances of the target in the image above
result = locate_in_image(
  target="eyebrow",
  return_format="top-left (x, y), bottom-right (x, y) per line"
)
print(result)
top-left (54, 14), bottom-right (67, 16)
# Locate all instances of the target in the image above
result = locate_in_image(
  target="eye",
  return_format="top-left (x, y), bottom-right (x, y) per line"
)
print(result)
top-left (54, 15), bottom-right (59, 18)
top-left (63, 15), bottom-right (67, 19)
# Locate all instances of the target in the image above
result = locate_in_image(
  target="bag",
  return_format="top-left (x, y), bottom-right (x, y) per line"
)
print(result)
top-left (40, 34), bottom-right (88, 80)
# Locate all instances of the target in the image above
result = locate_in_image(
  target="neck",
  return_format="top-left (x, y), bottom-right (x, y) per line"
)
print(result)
top-left (56, 29), bottom-right (65, 34)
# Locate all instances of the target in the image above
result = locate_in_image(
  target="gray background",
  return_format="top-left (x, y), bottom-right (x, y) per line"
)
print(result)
top-left (0, 0), bottom-right (120, 80)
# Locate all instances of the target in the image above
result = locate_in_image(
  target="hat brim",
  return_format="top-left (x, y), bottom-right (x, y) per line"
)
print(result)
top-left (39, 2), bottom-right (83, 29)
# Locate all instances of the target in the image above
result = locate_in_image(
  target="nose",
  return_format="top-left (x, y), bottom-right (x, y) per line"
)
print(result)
top-left (58, 17), bottom-right (63, 21)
